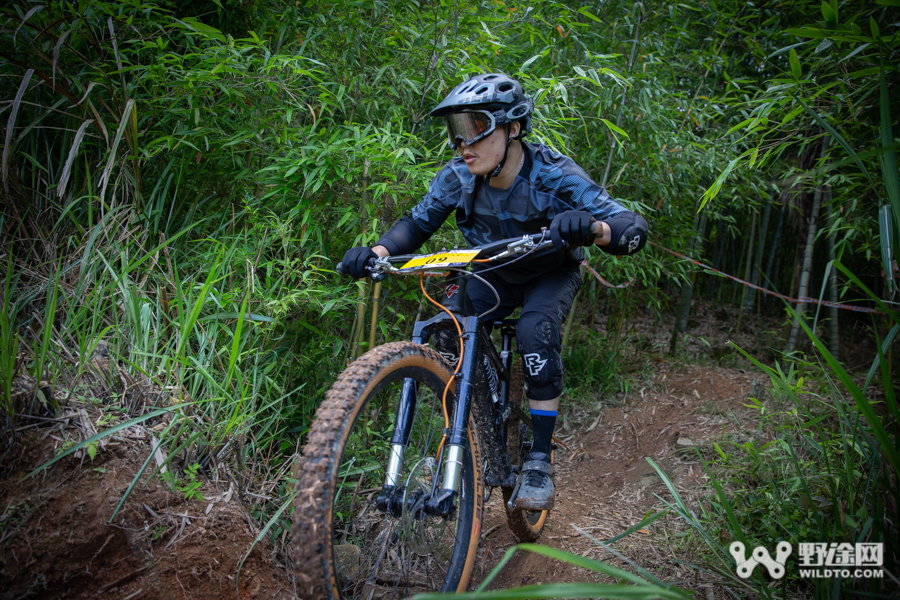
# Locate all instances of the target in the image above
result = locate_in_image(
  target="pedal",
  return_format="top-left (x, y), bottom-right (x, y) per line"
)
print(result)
top-left (505, 475), bottom-right (522, 512)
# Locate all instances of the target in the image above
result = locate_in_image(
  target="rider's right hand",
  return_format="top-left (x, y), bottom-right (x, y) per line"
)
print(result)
top-left (342, 246), bottom-right (377, 279)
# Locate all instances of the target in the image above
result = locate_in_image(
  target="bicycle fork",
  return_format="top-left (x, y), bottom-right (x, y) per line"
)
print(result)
top-left (377, 314), bottom-right (481, 519)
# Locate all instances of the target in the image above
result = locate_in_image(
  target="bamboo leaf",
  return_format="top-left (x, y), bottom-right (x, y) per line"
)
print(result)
top-left (577, 7), bottom-right (603, 23)
top-left (879, 62), bottom-right (900, 271)
top-left (725, 117), bottom-right (754, 135)
top-left (600, 118), bottom-right (629, 139)
top-left (57, 119), bottom-right (94, 199)
top-left (864, 324), bottom-right (898, 390)
top-left (13, 6), bottom-right (43, 43)
top-left (792, 95), bottom-right (880, 196)
top-left (52, 29), bottom-right (72, 92)
top-left (2, 69), bottom-right (34, 192)
top-left (99, 98), bottom-right (136, 203)
top-left (789, 49), bottom-right (802, 79)
top-left (821, 1), bottom-right (837, 24)
top-left (880, 206), bottom-right (897, 294)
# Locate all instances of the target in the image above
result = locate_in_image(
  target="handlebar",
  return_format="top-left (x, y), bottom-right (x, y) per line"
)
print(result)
top-left (337, 219), bottom-right (607, 279)
top-left (337, 230), bottom-right (556, 280)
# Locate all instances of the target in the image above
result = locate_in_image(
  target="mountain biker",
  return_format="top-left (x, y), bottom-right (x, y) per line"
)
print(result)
top-left (341, 73), bottom-right (648, 511)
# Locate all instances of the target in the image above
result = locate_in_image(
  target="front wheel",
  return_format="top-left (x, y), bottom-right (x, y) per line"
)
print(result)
top-left (502, 359), bottom-right (550, 542)
top-left (292, 342), bottom-right (484, 599)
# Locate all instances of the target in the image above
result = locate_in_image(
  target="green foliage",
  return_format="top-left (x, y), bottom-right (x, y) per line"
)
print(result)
top-left (653, 297), bottom-right (897, 598)
top-left (2, 1), bottom-right (897, 592)
top-left (163, 462), bottom-right (206, 501)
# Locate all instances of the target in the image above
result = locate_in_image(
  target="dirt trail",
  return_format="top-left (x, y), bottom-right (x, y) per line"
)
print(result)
top-left (0, 424), bottom-right (294, 600)
top-left (472, 362), bottom-right (766, 596)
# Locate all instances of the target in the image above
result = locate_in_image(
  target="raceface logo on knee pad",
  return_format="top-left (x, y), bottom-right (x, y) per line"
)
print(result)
top-left (523, 353), bottom-right (547, 376)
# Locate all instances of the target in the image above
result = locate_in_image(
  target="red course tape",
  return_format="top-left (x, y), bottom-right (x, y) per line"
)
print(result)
top-left (579, 242), bottom-right (887, 316)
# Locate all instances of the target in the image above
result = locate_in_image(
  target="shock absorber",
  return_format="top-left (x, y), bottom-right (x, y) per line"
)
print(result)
top-left (483, 353), bottom-right (500, 404)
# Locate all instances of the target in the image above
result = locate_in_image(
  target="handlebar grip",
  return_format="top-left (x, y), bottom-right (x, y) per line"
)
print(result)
top-left (336, 258), bottom-right (382, 279)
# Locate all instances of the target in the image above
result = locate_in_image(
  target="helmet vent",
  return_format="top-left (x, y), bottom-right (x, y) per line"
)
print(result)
top-left (475, 86), bottom-right (489, 94)
top-left (498, 82), bottom-right (513, 92)
top-left (484, 74), bottom-right (498, 80)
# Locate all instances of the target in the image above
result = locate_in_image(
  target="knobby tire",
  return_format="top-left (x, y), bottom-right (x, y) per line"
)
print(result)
top-left (292, 342), bottom-right (484, 599)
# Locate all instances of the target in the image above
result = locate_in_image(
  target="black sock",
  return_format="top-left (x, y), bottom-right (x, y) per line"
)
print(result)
top-left (529, 409), bottom-right (557, 456)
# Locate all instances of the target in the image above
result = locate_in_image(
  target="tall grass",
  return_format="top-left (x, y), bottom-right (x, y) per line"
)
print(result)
top-left (648, 304), bottom-right (897, 598)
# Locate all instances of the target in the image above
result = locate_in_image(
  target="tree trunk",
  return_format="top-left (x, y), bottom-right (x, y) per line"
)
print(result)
top-left (787, 137), bottom-right (831, 352)
top-left (826, 187), bottom-right (840, 360)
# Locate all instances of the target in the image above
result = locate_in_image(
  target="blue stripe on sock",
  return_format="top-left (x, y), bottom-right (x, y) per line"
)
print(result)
top-left (529, 409), bottom-right (558, 417)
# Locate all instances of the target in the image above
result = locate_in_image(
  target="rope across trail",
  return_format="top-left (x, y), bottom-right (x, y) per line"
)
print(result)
top-left (578, 242), bottom-right (890, 316)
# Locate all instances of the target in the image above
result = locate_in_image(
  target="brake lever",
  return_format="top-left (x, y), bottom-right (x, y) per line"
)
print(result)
top-left (488, 234), bottom-right (554, 261)
top-left (335, 258), bottom-right (390, 281)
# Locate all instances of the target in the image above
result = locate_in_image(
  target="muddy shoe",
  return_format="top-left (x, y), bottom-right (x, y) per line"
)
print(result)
top-left (514, 452), bottom-right (555, 511)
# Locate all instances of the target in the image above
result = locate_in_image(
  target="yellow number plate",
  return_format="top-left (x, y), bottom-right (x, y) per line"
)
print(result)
top-left (398, 250), bottom-right (479, 271)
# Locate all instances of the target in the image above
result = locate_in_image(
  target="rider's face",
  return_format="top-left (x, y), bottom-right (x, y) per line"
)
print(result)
top-left (458, 122), bottom-right (520, 176)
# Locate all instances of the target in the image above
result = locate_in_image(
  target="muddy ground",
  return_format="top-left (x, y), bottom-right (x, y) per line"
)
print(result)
top-left (0, 425), bottom-right (295, 600)
top-left (472, 362), bottom-right (766, 598)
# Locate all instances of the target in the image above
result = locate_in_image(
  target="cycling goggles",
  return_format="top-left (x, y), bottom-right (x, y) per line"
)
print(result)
top-left (444, 110), bottom-right (498, 149)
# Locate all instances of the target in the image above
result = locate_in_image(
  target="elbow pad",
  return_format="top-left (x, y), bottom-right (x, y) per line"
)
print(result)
top-left (604, 212), bottom-right (648, 256)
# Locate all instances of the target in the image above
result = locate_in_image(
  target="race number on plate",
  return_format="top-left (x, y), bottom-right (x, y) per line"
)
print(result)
top-left (398, 250), bottom-right (479, 271)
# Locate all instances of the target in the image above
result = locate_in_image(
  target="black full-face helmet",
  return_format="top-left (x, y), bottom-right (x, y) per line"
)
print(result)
top-left (430, 73), bottom-right (534, 150)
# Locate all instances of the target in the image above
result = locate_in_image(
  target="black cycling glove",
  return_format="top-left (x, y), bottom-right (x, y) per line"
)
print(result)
top-left (341, 246), bottom-right (377, 279)
top-left (549, 210), bottom-right (596, 249)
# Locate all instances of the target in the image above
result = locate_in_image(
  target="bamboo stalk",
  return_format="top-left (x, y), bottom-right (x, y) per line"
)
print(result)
top-left (410, 299), bottom-right (425, 337)
top-left (744, 193), bottom-right (773, 313)
top-left (735, 211), bottom-right (757, 334)
top-left (669, 204), bottom-right (706, 354)
top-left (826, 187), bottom-right (840, 360)
top-left (601, 6), bottom-right (642, 188)
top-left (788, 136), bottom-right (831, 352)
top-left (368, 280), bottom-right (382, 352)
top-left (345, 281), bottom-right (367, 366)
top-left (347, 160), bottom-right (373, 364)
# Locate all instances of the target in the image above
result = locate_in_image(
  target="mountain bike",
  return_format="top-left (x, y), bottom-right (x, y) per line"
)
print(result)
top-left (292, 231), bottom-right (561, 600)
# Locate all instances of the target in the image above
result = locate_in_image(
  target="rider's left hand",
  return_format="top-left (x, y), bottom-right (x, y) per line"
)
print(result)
top-left (549, 210), bottom-right (596, 249)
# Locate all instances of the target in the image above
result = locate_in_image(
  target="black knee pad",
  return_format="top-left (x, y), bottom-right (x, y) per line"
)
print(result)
top-left (516, 314), bottom-right (564, 400)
